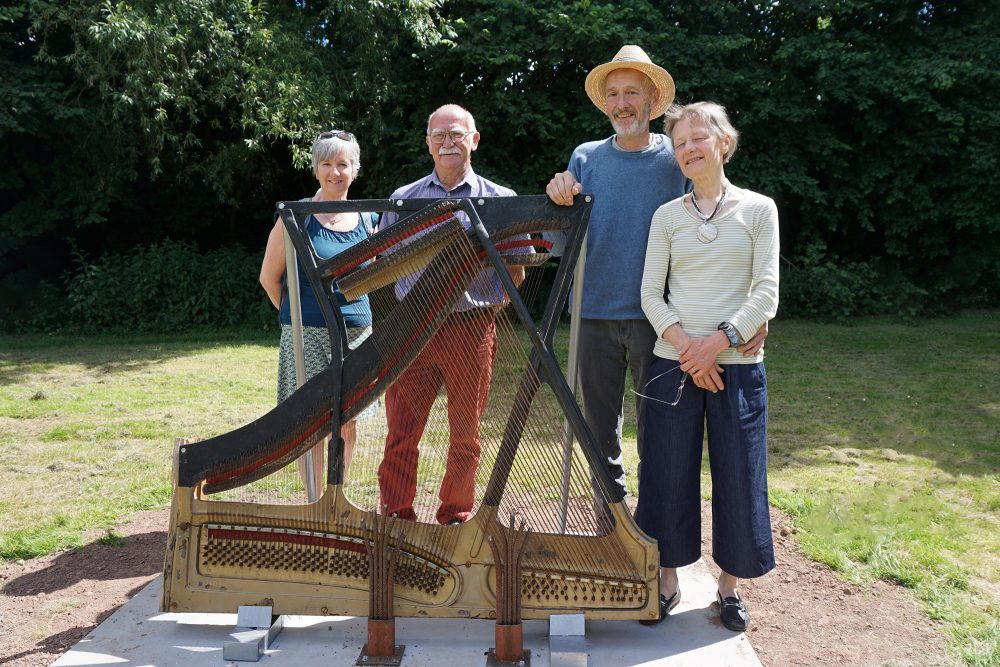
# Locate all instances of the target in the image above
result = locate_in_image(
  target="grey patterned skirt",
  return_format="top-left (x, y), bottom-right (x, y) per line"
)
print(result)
top-left (277, 324), bottom-right (372, 404)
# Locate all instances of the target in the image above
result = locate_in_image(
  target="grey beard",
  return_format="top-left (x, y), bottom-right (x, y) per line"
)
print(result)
top-left (610, 109), bottom-right (651, 140)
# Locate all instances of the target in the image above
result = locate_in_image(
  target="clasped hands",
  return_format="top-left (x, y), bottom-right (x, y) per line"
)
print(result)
top-left (675, 323), bottom-right (768, 393)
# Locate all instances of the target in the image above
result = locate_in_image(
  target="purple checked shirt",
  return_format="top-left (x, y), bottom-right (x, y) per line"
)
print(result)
top-left (380, 168), bottom-right (528, 313)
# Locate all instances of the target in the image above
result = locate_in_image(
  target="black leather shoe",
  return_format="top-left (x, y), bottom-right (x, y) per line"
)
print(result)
top-left (717, 591), bottom-right (749, 631)
top-left (639, 590), bottom-right (680, 626)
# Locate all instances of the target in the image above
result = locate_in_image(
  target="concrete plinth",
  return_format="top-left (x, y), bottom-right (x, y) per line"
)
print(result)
top-left (52, 559), bottom-right (762, 667)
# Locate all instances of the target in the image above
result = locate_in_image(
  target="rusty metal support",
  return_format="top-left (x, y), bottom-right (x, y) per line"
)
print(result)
top-left (487, 512), bottom-right (532, 665)
top-left (357, 509), bottom-right (406, 665)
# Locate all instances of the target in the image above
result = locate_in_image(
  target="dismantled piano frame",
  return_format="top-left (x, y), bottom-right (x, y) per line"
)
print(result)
top-left (161, 195), bottom-right (660, 623)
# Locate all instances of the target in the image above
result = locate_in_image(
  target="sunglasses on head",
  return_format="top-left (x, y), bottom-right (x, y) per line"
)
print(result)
top-left (317, 130), bottom-right (354, 141)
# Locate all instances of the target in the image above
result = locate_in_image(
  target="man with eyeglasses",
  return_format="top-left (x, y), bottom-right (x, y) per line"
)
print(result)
top-left (377, 103), bottom-right (524, 526)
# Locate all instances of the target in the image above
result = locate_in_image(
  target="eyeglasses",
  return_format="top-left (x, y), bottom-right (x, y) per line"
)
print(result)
top-left (427, 129), bottom-right (475, 144)
top-left (317, 129), bottom-right (354, 141)
top-left (633, 365), bottom-right (687, 406)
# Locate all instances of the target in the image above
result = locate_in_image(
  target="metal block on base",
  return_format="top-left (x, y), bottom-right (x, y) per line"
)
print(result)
top-left (550, 635), bottom-right (587, 667)
top-left (549, 612), bottom-right (586, 666)
top-left (549, 613), bottom-right (585, 636)
top-left (223, 629), bottom-right (268, 662)
top-left (235, 605), bottom-right (274, 629)
top-left (221, 605), bottom-right (284, 662)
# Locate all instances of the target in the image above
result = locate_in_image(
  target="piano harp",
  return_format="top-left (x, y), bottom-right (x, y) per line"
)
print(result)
top-left (161, 195), bottom-right (660, 622)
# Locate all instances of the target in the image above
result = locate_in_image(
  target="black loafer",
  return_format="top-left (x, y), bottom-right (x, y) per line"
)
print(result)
top-left (639, 590), bottom-right (680, 626)
top-left (717, 591), bottom-right (749, 631)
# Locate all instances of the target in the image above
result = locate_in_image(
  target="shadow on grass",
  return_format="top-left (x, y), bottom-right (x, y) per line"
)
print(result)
top-left (0, 329), bottom-right (276, 385)
top-left (761, 314), bottom-right (1000, 478)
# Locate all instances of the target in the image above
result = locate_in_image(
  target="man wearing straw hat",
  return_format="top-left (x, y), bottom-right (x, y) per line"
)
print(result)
top-left (546, 46), bottom-right (766, 499)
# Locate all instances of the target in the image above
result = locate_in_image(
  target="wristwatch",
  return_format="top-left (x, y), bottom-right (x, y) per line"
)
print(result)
top-left (718, 321), bottom-right (740, 348)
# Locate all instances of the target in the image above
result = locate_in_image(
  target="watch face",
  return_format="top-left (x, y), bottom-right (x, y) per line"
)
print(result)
top-left (721, 324), bottom-right (739, 347)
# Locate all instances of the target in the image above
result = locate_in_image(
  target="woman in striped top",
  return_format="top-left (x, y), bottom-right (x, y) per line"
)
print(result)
top-left (635, 102), bottom-right (779, 631)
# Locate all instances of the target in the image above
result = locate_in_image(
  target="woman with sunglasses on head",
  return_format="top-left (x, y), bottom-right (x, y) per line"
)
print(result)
top-left (260, 130), bottom-right (375, 492)
top-left (635, 102), bottom-right (779, 631)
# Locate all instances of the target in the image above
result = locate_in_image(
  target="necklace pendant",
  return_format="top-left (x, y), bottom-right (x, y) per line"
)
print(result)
top-left (697, 221), bottom-right (718, 244)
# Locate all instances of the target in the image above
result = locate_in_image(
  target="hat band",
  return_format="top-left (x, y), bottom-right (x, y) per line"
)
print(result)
top-left (614, 57), bottom-right (647, 63)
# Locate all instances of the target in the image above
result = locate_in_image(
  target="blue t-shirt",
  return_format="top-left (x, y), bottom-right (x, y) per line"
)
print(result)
top-left (567, 135), bottom-right (687, 319)
top-left (279, 213), bottom-right (373, 328)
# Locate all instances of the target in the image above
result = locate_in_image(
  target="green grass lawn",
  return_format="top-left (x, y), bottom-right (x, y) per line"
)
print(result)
top-left (762, 314), bottom-right (1000, 667)
top-left (0, 330), bottom-right (275, 558)
top-left (1, 314), bottom-right (998, 665)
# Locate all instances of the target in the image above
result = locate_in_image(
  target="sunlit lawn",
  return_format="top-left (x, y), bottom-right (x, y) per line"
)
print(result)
top-left (0, 331), bottom-right (275, 557)
top-left (1, 312), bottom-right (998, 665)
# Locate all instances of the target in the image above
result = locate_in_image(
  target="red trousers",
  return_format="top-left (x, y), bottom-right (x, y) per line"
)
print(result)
top-left (378, 310), bottom-right (497, 524)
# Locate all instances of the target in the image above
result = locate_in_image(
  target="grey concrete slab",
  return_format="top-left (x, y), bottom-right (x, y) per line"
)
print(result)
top-left (52, 559), bottom-right (761, 667)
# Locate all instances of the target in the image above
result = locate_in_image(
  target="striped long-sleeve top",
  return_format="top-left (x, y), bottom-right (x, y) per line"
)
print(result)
top-left (640, 188), bottom-right (779, 364)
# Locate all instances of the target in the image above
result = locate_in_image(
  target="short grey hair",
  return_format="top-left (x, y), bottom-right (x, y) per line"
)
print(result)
top-left (311, 131), bottom-right (361, 176)
top-left (426, 104), bottom-right (478, 133)
top-left (664, 102), bottom-right (740, 163)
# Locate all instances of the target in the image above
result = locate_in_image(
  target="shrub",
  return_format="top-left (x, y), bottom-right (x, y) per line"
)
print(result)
top-left (0, 270), bottom-right (68, 332)
top-left (779, 243), bottom-right (929, 321)
top-left (65, 240), bottom-right (274, 332)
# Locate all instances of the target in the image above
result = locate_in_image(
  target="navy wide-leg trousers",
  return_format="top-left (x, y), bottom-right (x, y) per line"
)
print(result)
top-left (635, 357), bottom-right (775, 579)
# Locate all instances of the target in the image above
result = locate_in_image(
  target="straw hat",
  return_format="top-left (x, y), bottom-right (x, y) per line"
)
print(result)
top-left (584, 45), bottom-right (675, 119)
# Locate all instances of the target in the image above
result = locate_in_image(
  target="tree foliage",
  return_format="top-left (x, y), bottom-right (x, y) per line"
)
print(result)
top-left (748, 0), bottom-right (1000, 306)
top-left (1, 0), bottom-right (998, 330)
